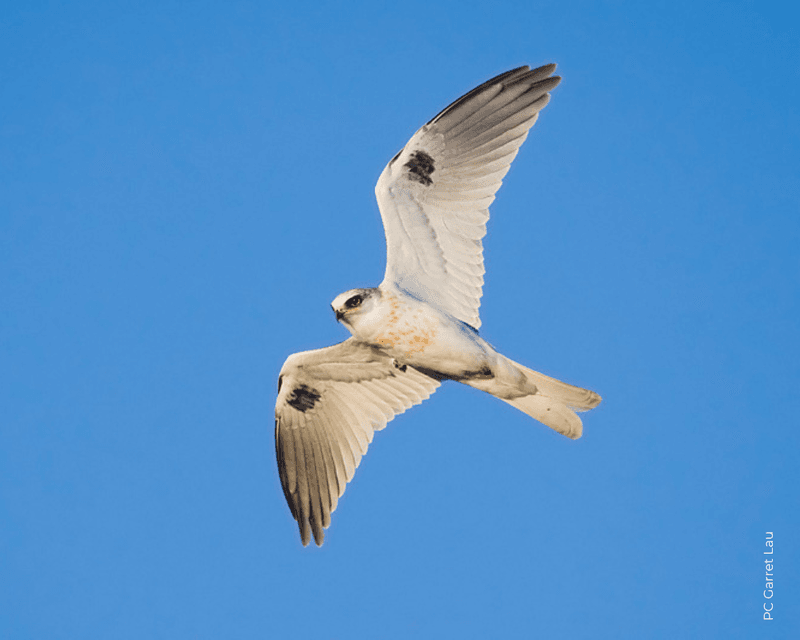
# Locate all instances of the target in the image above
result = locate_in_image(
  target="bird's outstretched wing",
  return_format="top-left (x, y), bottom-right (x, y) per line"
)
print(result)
top-left (275, 338), bottom-right (440, 546)
top-left (376, 64), bottom-right (561, 329)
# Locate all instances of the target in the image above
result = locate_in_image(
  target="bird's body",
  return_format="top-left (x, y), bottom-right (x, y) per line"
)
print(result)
top-left (333, 287), bottom-right (499, 382)
top-left (275, 64), bottom-right (602, 546)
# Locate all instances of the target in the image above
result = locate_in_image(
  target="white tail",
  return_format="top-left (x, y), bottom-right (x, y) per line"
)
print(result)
top-left (500, 360), bottom-right (601, 439)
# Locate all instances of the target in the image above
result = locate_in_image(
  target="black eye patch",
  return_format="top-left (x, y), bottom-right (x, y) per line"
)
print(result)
top-left (345, 295), bottom-right (363, 309)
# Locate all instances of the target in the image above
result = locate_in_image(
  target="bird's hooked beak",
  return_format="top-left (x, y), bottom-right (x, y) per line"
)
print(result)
top-left (332, 305), bottom-right (344, 322)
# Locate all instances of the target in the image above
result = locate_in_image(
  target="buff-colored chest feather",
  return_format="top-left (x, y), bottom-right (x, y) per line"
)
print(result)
top-left (372, 292), bottom-right (439, 358)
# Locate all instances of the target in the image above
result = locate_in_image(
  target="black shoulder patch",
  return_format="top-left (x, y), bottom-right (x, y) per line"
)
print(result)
top-left (404, 150), bottom-right (435, 186)
top-left (287, 384), bottom-right (321, 413)
top-left (393, 359), bottom-right (407, 373)
top-left (453, 366), bottom-right (494, 381)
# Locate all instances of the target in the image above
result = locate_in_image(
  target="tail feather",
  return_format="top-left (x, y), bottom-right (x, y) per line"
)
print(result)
top-left (500, 393), bottom-right (586, 439)
top-left (500, 359), bottom-right (602, 440)
top-left (513, 362), bottom-right (601, 412)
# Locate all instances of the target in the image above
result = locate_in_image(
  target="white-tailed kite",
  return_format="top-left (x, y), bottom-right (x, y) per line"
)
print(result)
top-left (275, 64), bottom-right (601, 546)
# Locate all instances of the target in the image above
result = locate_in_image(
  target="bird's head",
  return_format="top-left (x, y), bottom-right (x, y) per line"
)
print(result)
top-left (331, 288), bottom-right (380, 330)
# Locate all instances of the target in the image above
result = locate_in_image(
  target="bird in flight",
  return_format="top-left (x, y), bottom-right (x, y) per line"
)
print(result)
top-left (275, 64), bottom-right (601, 546)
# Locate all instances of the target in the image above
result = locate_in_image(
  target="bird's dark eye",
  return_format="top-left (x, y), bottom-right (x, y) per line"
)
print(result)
top-left (345, 295), bottom-right (363, 309)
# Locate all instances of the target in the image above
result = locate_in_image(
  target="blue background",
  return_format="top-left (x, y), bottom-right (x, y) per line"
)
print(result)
top-left (2, 1), bottom-right (798, 638)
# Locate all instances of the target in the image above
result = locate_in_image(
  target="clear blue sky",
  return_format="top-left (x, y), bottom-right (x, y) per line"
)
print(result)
top-left (2, 1), bottom-right (798, 638)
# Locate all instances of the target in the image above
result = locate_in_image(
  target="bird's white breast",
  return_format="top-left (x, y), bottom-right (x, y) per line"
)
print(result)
top-left (349, 289), bottom-right (492, 377)
top-left (354, 291), bottom-right (439, 357)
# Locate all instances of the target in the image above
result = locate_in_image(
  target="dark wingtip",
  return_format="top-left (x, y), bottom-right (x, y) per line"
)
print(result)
top-left (311, 518), bottom-right (325, 546)
top-left (299, 520), bottom-right (311, 547)
top-left (533, 62), bottom-right (557, 75)
top-left (426, 63), bottom-right (560, 126)
top-left (538, 75), bottom-right (562, 91)
top-left (426, 66), bottom-right (529, 125)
